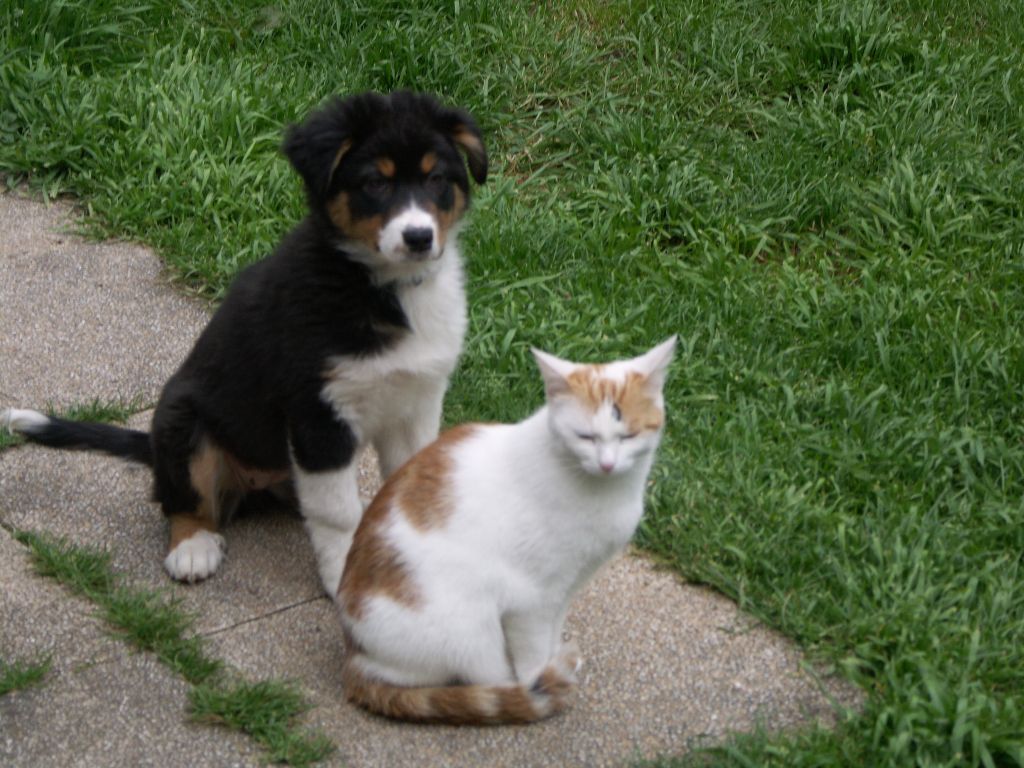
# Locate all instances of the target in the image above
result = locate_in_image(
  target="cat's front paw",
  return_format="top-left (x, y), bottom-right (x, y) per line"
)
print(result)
top-left (555, 641), bottom-right (583, 682)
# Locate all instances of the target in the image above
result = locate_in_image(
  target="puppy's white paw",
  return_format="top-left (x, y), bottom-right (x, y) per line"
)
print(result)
top-left (164, 530), bottom-right (226, 583)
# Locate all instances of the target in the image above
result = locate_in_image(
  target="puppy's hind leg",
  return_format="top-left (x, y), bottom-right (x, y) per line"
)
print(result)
top-left (160, 436), bottom-right (234, 583)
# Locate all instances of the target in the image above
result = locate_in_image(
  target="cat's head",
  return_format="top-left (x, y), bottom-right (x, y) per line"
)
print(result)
top-left (531, 336), bottom-right (676, 477)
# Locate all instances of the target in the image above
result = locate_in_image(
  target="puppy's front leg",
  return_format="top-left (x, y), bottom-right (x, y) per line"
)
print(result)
top-left (290, 396), bottom-right (362, 596)
top-left (294, 464), bottom-right (361, 596)
top-left (374, 381), bottom-right (446, 478)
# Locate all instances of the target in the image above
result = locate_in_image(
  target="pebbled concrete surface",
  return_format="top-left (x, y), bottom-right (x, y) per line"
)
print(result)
top-left (0, 527), bottom-right (261, 767)
top-left (0, 191), bottom-right (861, 767)
top-left (0, 193), bottom-right (209, 410)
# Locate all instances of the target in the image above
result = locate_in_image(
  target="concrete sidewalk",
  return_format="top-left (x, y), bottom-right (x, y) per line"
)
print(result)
top-left (0, 191), bottom-right (859, 767)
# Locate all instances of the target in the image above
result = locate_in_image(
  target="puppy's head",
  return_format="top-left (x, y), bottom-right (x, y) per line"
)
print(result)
top-left (283, 91), bottom-right (488, 280)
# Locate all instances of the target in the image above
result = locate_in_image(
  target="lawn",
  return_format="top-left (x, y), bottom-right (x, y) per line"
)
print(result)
top-left (2, 0), bottom-right (1023, 765)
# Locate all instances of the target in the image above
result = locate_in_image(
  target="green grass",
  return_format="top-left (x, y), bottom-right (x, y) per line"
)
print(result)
top-left (2, 1), bottom-right (1023, 765)
top-left (13, 530), bottom-right (332, 766)
top-left (47, 397), bottom-right (146, 425)
top-left (0, 656), bottom-right (52, 696)
top-left (190, 680), bottom-right (334, 766)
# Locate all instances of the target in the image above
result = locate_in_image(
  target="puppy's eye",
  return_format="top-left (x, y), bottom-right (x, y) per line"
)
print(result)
top-left (425, 171), bottom-right (448, 195)
top-left (363, 178), bottom-right (392, 199)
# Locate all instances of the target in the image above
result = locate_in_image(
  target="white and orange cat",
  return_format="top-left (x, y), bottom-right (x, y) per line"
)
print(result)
top-left (337, 337), bottom-right (676, 724)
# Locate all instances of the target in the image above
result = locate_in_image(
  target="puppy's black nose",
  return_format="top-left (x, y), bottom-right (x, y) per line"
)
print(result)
top-left (403, 227), bottom-right (433, 253)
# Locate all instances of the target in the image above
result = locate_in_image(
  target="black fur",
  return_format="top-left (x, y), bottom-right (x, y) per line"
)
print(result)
top-left (13, 416), bottom-right (152, 464)
top-left (13, 90), bottom-right (487, 526)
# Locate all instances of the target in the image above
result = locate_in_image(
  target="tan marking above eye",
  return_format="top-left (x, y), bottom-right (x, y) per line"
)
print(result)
top-left (420, 152), bottom-right (438, 175)
top-left (376, 157), bottom-right (396, 178)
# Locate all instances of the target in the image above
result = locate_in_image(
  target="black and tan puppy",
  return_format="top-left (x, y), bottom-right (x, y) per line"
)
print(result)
top-left (3, 91), bottom-right (488, 594)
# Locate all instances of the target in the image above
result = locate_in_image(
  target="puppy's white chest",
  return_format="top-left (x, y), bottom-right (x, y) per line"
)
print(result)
top-left (320, 253), bottom-right (466, 439)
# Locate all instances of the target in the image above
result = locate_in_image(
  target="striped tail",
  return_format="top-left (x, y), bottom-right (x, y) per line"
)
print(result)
top-left (2, 408), bottom-right (153, 465)
top-left (343, 647), bottom-right (580, 725)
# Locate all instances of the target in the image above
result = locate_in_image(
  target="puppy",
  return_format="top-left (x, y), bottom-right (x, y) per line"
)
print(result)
top-left (2, 90), bottom-right (488, 595)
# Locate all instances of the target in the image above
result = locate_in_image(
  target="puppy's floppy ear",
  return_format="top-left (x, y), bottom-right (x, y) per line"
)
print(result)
top-left (436, 107), bottom-right (488, 185)
top-left (282, 93), bottom-right (386, 200)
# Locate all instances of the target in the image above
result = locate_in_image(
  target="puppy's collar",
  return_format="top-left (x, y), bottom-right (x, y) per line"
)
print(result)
top-left (389, 263), bottom-right (439, 289)
top-left (382, 249), bottom-right (447, 289)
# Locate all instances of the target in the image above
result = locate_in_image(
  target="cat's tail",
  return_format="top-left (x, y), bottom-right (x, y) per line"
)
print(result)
top-left (343, 645), bottom-right (581, 725)
top-left (2, 408), bottom-right (153, 465)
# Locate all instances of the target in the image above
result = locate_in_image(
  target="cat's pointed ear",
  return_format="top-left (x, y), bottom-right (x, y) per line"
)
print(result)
top-left (632, 336), bottom-right (677, 391)
top-left (531, 348), bottom-right (576, 399)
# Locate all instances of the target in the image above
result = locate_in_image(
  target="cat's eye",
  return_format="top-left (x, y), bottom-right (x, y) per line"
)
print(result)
top-left (622, 433), bottom-right (638, 440)
top-left (575, 432), bottom-right (596, 442)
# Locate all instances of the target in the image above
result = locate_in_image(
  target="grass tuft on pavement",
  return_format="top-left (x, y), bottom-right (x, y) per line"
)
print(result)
top-left (190, 680), bottom-right (335, 768)
top-left (13, 529), bottom-right (333, 765)
top-left (0, 656), bottom-right (52, 696)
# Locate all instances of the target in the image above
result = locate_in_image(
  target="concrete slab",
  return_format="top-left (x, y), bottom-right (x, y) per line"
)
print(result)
top-left (0, 190), bottom-right (862, 765)
top-left (0, 651), bottom-right (261, 767)
top-left (0, 526), bottom-right (122, 675)
top-left (205, 555), bottom-right (857, 768)
top-left (0, 528), bottom-right (262, 767)
top-left (0, 412), bottom-right (381, 635)
top-left (0, 192), bottom-right (209, 410)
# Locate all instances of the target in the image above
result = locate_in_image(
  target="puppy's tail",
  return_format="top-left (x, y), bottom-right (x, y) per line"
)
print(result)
top-left (2, 408), bottom-right (152, 465)
top-left (342, 646), bottom-right (580, 726)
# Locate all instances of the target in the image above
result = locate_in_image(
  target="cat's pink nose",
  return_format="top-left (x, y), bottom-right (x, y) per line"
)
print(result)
top-left (599, 460), bottom-right (615, 473)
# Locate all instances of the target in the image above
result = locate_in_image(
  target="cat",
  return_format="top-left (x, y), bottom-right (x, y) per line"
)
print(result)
top-left (337, 336), bottom-right (676, 724)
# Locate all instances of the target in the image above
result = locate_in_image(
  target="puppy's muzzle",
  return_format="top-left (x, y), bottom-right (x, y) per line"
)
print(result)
top-left (403, 227), bottom-right (434, 258)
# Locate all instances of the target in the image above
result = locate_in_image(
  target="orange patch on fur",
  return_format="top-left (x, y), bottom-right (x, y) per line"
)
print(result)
top-left (394, 423), bottom-right (478, 530)
top-left (420, 152), bottom-right (438, 174)
top-left (341, 651), bottom-right (573, 724)
top-left (339, 425), bottom-right (480, 614)
top-left (565, 368), bottom-right (663, 433)
top-left (328, 192), bottom-right (383, 249)
top-left (339, 479), bottom-right (420, 616)
top-left (619, 372), bottom-right (664, 432)
top-left (376, 157), bottom-right (396, 178)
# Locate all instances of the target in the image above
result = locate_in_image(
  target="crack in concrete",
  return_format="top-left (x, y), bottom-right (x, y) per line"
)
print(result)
top-left (198, 595), bottom-right (328, 638)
